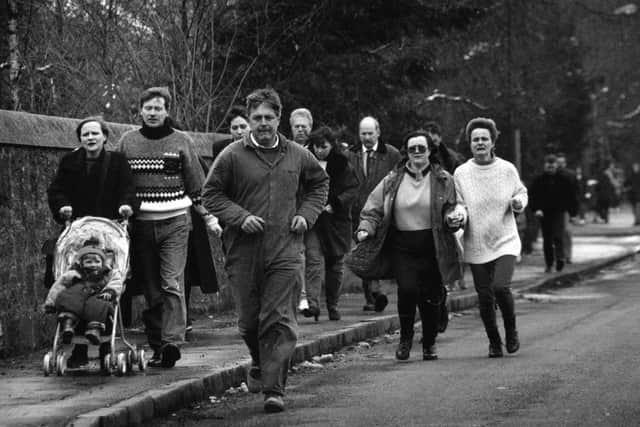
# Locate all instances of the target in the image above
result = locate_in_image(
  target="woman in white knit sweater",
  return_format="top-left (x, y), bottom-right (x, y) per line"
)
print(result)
top-left (449, 117), bottom-right (528, 358)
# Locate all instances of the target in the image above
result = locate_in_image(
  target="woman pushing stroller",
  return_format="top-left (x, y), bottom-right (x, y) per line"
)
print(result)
top-left (44, 239), bottom-right (123, 345)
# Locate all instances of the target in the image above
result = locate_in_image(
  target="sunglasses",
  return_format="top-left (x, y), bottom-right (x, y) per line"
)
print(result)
top-left (407, 145), bottom-right (428, 154)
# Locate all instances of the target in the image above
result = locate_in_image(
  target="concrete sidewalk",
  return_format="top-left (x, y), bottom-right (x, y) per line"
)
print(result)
top-left (1, 209), bottom-right (639, 427)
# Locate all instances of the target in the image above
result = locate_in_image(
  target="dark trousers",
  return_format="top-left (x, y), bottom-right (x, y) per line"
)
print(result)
top-left (539, 212), bottom-right (566, 268)
top-left (389, 228), bottom-right (443, 347)
top-left (469, 255), bottom-right (517, 344)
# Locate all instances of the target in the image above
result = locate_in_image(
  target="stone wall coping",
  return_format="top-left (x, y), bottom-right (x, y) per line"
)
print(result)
top-left (0, 109), bottom-right (229, 158)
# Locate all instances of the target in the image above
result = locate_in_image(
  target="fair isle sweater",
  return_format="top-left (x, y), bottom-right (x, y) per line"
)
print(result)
top-left (116, 126), bottom-right (205, 221)
top-left (453, 157), bottom-right (528, 264)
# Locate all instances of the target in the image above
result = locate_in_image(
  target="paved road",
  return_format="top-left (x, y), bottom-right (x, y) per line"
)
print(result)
top-left (149, 259), bottom-right (640, 427)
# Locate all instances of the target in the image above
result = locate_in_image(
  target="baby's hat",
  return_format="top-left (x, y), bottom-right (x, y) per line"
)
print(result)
top-left (76, 245), bottom-right (106, 263)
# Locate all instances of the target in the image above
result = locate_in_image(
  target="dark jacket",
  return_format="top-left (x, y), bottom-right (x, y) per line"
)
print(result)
top-left (357, 163), bottom-right (462, 285)
top-left (315, 150), bottom-right (360, 257)
top-left (185, 156), bottom-right (219, 293)
top-left (529, 171), bottom-right (578, 217)
top-left (436, 142), bottom-right (465, 174)
top-left (346, 141), bottom-right (402, 231)
top-left (624, 171), bottom-right (640, 204)
top-left (202, 133), bottom-right (329, 264)
top-left (47, 148), bottom-right (139, 223)
top-left (212, 137), bottom-right (236, 161)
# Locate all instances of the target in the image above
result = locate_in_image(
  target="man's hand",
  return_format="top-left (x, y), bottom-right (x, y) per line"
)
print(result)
top-left (356, 230), bottom-right (369, 242)
top-left (535, 210), bottom-right (544, 218)
top-left (290, 215), bottom-right (308, 233)
top-left (118, 204), bottom-right (133, 218)
top-left (510, 197), bottom-right (523, 211)
top-left (59, 205), bottom-right (73, 220)
top-left (205, 215), bottom-right (223, 237)
top-left (241, 215), bottom-right (265, 233)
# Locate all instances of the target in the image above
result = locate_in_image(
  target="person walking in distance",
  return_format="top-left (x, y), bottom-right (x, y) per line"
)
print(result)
top-left (451, 117), bottom-right (528, 358)
top-left (116, 87), bottom-right (221, 368)
top-left (290, 108), bottom-right (313, 147)
top-left (555, 152), bottom-right (578, 264)
top-left (530, 154), bottom-right (578, 273)
top-left (203, 88), bottom-right (328, 413)
top-left (347, 116), bottom-right (401, 312)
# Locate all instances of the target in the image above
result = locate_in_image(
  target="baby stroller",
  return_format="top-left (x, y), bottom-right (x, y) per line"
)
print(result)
top-left (43, 216), bottom-right (147, 376)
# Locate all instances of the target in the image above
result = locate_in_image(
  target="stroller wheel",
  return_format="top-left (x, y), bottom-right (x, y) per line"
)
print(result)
top-left (102, 354), bottom-right (112, 375)
top-left (56, 353), bottom-right (67, 376)
top-left (126, 350), bottom-right (134, 373)
top-left (43, 352), bottom-right (54, 376)
top-left (137, 349), bottom-right (147, 371)
top-left (116, 353), bottom-right (127, 377)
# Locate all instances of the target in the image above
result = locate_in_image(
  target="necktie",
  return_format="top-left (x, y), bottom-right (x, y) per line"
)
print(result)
top-left (365, 149), bottom-right (373, 177)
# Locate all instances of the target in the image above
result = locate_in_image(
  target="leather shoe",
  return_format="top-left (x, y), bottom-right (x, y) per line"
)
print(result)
top-left (373, 293), bottom-right (388, 312)
top-left (149, 343), bottom-right (181, 368)
top-left (328, 309), bottom-right (341, 321)
top-left (506, 330), bottom-right (520, 354)
top-left (301, 305), bottom-right (320, 321)
top-left (395, 339), bottom-right (412, 361)
top-left (264, 394), bottom-right (285, 413)
top-left (423, 344), bottom-right (438, 360)
top-left (488, 342), bottom-right (504, 358)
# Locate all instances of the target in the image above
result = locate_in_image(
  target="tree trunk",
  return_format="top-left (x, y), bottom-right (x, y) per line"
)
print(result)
top-left (7, 0), bottom-right (20, 110)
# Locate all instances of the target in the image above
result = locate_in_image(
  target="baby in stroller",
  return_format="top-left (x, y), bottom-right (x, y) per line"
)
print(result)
top-left (44, 237), bottom-right (122, 345)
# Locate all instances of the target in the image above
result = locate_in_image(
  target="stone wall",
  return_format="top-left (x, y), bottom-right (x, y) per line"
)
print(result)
top-left (0, 110), bottom-right (231, 356)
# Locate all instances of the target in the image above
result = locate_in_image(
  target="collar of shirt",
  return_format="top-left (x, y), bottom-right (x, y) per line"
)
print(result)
top-left (250, 133), bottom-right (279, 149)
top-left (362, 142), bottom-right (378, 153)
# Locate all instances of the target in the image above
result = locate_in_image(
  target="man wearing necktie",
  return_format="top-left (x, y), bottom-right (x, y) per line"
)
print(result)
top-left (347, 116), bottom-right (401, 312)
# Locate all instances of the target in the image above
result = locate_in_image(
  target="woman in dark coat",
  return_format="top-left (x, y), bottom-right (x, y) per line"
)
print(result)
top-left (48, 117), bottom-right (139, 223)
top-left (47, 116), bottom-right (139, 368)
top-left (301, 126), bottom-right (359, 321)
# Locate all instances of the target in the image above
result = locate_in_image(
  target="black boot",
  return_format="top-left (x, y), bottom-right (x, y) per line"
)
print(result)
top-left (395, 336), bottom-right (413, 361)
top-left (362, 280), bottom-right (375, 311)
top-left (478, 296), bottom-right (503, 358)
top-left (58, 313), bottom-right (77, 344)
top-left (496, 289), bottom-right (519, 354)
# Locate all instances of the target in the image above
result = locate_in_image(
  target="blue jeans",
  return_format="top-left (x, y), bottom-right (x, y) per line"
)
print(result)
top-left (132, 214), bottom-right (190, 351)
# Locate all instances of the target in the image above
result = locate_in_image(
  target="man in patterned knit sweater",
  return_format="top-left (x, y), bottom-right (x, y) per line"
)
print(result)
top-left (116, 87), bottom-right (221, 368)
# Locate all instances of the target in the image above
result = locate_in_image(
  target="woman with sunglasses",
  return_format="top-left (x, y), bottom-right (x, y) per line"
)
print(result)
top-left (356, 129), bottom-right (461, 361)
top-left (448, 117), bottom-right (527, 358)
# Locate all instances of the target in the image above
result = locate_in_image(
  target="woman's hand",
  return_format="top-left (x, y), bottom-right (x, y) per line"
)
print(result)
top-left (356, 230), bottom-right (369, 242)
top-left (118, 204), bottom-right (133, 218)
top-left (446, 207), bottom-right (465, 228)
top-left (510, 197), bottom-right (523, 211)
top-left (59, 206), bottom-right (73, 220)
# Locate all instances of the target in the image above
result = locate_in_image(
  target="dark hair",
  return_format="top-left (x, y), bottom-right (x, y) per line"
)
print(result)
top-left (555, 151), bottom-right (566, 158)
top-left (226, 105), bottom-right (248, 128)
top-left (464, 117), bottom-right (499, 144)
top-left (400, 129), bottom-right (439, 164)
top-left (75, 116), bottom-right (110, 142)
top-left (139, 86), bottom-right (171, 109)
top-left (424, 121), bottom-right (442, 136)
top-left (246, 88), bottom-right (282, 117)
top-left (308, 126), bottom-right (339, 151)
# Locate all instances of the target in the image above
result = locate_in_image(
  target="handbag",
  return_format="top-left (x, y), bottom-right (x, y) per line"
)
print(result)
top-left (345, 215), bottom-right (393, 280)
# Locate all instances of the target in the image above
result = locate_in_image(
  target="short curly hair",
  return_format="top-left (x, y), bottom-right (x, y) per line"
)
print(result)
top-left (464, 117), bottom-right (499, 144)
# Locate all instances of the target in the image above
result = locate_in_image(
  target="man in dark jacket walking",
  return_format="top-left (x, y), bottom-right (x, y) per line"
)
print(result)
top-left (203, 88), bottom-right (328, 413)
top-left (347, 116), bottom-right (401, 312)
top-left (530, 154), bottom-right (578, 272)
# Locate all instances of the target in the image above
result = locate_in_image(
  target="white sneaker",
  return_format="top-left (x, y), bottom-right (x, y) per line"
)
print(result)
top-left (298, 298), bottom-right (309, 312)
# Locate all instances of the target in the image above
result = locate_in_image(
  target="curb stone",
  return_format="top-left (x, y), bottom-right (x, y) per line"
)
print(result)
top-left (68, 246), bottom-right (639, 427)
